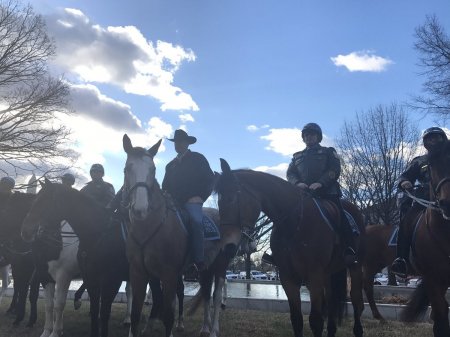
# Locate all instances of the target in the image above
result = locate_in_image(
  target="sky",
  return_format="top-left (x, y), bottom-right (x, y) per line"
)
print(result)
top-left (28, 0), bottom-right (450, 193)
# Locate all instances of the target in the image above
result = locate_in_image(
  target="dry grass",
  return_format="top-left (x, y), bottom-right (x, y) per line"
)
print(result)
top-left (0, 299), bottom-right (434, 337)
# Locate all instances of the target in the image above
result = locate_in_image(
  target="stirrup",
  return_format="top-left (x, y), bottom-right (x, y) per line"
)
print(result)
top-left (261, 252), bottom-right (275, 265)
top-left (343, 247), bottom-right (358, 267)
top-left (391, 258), bottom-right (407, 278)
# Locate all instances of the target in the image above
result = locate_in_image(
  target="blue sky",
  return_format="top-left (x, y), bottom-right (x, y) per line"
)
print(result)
top-left (31, 0), bottom-right (450, 191)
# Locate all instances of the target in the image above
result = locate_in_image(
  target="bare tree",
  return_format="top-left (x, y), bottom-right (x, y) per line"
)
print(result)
top-left (0, 0), bottom-right (74, 176)
top-left (337, 103), bottom-right (420, 225)
top-left (410, 15), bottom-right (450, 120)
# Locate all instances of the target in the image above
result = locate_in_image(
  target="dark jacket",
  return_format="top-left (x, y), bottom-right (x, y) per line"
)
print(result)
top-left (80, 180), bottom-right (115, 208)
top-left (162, 150), bottom-right (214, 205)
top-left (286, 144), bottom-right (342, 196)
top-left (396, 154), bottom-right (430, 200)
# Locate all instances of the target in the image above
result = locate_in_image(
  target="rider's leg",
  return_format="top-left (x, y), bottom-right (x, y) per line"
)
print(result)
top-left (184, 202), bottom-right (206, 272)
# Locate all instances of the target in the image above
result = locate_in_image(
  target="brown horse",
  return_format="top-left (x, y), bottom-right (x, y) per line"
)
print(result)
top-left (214, 159), bottom-right (366, 337)
top-left (362, 223), bottom-right (396, 321)
top-left (122, 135), bottom-right (243, 337)
top-left (401, 140), bottom-right (450, 337)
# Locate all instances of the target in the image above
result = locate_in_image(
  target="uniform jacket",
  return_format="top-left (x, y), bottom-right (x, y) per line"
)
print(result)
top-left (396, 154), bottom-right (430, 199)
top-left (286, 144), bottom-right (342, 196)
top-left (80, 180), bottom-right (115, 208)
top-left (162, 150), bottom-right (214, 205)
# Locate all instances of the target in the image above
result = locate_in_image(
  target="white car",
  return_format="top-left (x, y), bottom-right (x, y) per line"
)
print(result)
top-left (373, 273), bottom-right (389, 286)
top-left (225, 270), bottom-right (239, 280)
top-left (266, 271), bottom-right (278, 281)
top-left (250, 270), bottom-right (268, 281)
top-left (407, 277), bottom-right (422, 288)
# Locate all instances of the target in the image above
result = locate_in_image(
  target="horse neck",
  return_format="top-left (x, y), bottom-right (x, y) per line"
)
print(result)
top-left (62, 189), bottom-right (109, 244)
top-left (1, 193), bottom-right (35, 238)
top-left (238, 171), bottom-right (300, 222)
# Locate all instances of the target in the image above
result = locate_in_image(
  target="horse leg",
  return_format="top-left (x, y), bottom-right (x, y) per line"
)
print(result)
top-left (74, 283), bottom-right (86, 310)
top-left (99, 278), bottom-right (122, 337)
top-left (7, 280), bottom-right (18, 315)
top-left (308, 274), bottom-right (325, 337)
top-left (123, 282), bottom-right (131, 326)
top-left (0, 265), bottom-right (9, 305)
top-left (160, 276), bottom-right (177, 337)
top-left (363, 266), bottom-right (385, 322)
top-left (176, 275), bottom-right (185, 331)
top-left (49, 276), bottom-right (72, 337)
top-left (13, 270), bottom-right (29, 325)
top-left (349, 266), bottom-right (364, 337)
top-left (145, 277), bottom-right (162, 332)
top-left (221, 279), bottom-right (227, 310)
top-left (129, 271), bottom-right (148, 337)
top-left (281, 277), bottom-right (303, 337)
top-left (210, 275), bottom-right (225, 337)
top-left (87, 285), bottom-right (101, 337)
top-left (200, 272), bottom-right (214, 337)
top-left (27, 270), bottom-right (40, 327)
top-left (425, 281), bottom-right (450, 337)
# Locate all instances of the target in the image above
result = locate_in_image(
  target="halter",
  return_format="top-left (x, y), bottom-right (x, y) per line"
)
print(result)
top-left (122, 180), bottom-right (155, 211)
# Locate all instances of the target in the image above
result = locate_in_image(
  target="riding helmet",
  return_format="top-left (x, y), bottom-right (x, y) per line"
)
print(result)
top-left (61, 173), bottom-right (75, 186)
top-left (302, 123), bottom-right (323, 142)
top-left (0, 176), bottom-right (15, 189)
top-left (422, 127), bottom-right (448, 141)
top-left (90, 163), bottom-right (104, 175)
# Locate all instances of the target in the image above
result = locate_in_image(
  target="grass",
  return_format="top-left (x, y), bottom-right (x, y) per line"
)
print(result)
top-left (0, 299), bottom-right (434, 337)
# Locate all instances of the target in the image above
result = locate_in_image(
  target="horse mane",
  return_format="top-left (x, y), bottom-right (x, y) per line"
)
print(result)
top-left (126, 146), bottom-right (150, 157)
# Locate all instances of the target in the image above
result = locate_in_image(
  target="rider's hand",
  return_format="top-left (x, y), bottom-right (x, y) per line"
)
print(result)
top-left (296, 182), bottom-right (309, 190)
top-left (401, 181), bottom-right (413, 190)
top-left (309, 182), bottom-right (323, 190)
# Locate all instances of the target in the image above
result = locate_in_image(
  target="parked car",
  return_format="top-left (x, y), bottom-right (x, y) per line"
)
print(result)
top-left (407, 277), bottom-right (422, 288)
top-left (266, 271), bottom-right (279, 281)
top-left (250, 270), bottom-right (268, 281)
top-left (225, 270), bottom-right (239, 280)
top-left (373, 273), bottom-right (389, 286)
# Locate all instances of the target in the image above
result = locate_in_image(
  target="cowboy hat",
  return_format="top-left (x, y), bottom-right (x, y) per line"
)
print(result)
top-left (168, 129), bottom-right (197, 144)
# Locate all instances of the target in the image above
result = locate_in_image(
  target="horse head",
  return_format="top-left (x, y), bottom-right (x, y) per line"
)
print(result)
top-left (21, 178), bottom-right (63, 242)
top-left (429, 140), bottom-right (450, 220)
top-left (214, 158), bottom-right (262, 258)
top-left (123, 134), bottom-right (162, 222)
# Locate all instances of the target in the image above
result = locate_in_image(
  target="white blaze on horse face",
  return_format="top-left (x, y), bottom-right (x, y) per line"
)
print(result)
top-left (128, 154), bottom-right (155, 219)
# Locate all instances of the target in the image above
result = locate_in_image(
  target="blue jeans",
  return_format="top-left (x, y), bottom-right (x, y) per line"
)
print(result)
top-left (184, 202), bottom-right (204, 264)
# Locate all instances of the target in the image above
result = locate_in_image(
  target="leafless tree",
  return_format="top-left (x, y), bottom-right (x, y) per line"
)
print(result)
top-left (337, 103), bottom-right (420, 225)
top-left (410, 15), bottom-right (450, 120)
top-left (0, 0), bottom-right (75, 177)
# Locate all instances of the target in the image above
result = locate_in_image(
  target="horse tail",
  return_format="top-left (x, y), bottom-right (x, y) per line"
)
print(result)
top-left (187, 272), bottom-right (214, 316)
top-left (329, 268), bottom-right (348, 325)
top-left (400, 281), bottom-right (429, 322)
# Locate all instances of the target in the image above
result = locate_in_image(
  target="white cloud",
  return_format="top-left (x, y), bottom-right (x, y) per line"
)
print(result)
top-left (331, 50), bottom-right (393, 72)
top-left (254, 163), bottom-right (289, 180)
top-left (247, 124), bottom-right (270, 132)
top-left (46, 8), bottom-right (198, 111)
top-left (179, 113), bottom-right (194, 123)
top-left (261, 128), bottom-right (303, 156)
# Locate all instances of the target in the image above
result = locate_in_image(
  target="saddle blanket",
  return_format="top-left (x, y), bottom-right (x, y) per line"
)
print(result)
top-left (176, 211), bottom-right (220, 241)
top-left (313, 198), bottom-right (360, 235)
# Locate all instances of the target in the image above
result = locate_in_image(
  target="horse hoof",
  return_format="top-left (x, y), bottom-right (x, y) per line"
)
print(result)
top-left (74, 300), bottom-right (82, 310)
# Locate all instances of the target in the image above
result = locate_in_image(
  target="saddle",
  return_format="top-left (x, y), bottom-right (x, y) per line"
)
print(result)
top-left (312, 198), bottom-right (360, 236)
top-left (177, 208), bottom-right (220, 241)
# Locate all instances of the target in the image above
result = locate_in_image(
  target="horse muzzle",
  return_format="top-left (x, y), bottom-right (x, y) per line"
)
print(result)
top-left (438, 199), bottom-right (450, 220)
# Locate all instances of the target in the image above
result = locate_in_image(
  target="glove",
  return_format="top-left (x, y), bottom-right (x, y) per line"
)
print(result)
top-left (296, 182), bottom-right (309, 190)
top-left (400, 181), bottom-right (413, 190)
top-left (309, 182), bottom-right (323, 190)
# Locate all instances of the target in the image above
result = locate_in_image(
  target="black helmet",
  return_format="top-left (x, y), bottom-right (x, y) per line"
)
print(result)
top-left (0, 176), bottom-right (15, 189)
top-left (61, 173), bottom-right (75, 186)
top-left (302, 123), bottom-right (323, 142)
top-left (90, 163), bottom-right (104, 175)
top-left (422, 127), bottom-right (447, 141)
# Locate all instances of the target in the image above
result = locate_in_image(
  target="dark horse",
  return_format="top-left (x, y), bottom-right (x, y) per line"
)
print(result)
top-left (21, 182), bottom-right (129, 337)
top-left (0, 192), bottom-right (40, 327)
top-left (123, 135), bottom-right (243, 337)
top-left (214, 159), bottom-right (366, 337)
top-left (362, 223), bottom-right (396, 322)
top-left (401, 140), bottom-right (450, 337)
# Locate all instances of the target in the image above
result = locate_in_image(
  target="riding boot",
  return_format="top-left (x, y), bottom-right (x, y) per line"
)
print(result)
top-left (261, 251), bottom-right (275, 265)
top-left (185, 202), bottom-right (205, 278)
top-left (391, 217), bottom-right (410, 278)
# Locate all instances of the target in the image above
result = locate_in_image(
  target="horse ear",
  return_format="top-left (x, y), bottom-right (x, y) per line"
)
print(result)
top-left (220, 158), bottom-right (231, 173)
top-left (123, 134), bottom-right (133, 154)
top-left (148, 139), bottom-right (162, 157)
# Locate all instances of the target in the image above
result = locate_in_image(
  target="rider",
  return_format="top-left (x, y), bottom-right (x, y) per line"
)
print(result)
top-left (162, 129), bottom-right (215, 273)
top-left (80, 164), bottom-right (115, 208)
top-left (391, 127), bottom-right (448, 277)
top-left (287, 122), bottom-right (358, 267)
top-left (0, 177), bottom-right (15, 195)
top-left (61, 173), bottom-right (76, 188)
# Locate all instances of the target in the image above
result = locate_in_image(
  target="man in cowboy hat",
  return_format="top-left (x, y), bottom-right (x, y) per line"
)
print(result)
top-left (162, 129), bottom-right (215, 273)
